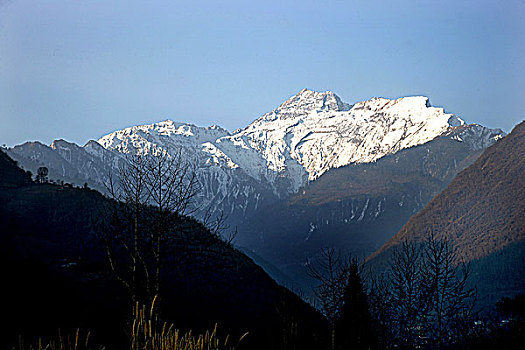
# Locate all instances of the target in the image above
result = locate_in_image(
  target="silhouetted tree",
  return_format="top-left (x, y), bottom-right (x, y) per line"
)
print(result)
top-left (101, 149), bottom-right (198, 306)
top-left (422, 234), bottom-right (476, 349)
top-left (36, 166), bottom-right (48, 183)
top-left (369, 237), bottom-right (477, 349)
top-left (497, 294), bottom-right (525, 319)
top-left (336, 258), bottom-right (376, 350)
top-left (307, 248), bottom-right (348, 350)
top-left (390, 241), bottom-right (430, 349)
top-left (368, 272), bottom-right (394, 349)
top-left (276, 293), bottom-right (299, 350)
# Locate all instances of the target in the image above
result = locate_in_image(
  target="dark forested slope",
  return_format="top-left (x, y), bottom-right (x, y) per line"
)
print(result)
top-left (0, 150), bottom-right (328, 349)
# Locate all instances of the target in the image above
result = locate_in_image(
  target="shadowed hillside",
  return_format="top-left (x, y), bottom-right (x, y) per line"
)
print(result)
top-left (237, 129), bottom-right (491, 292)
top-left (368, 121), bottom-right (525, 307)
top-left (0, 149), bottom-right (328, 349)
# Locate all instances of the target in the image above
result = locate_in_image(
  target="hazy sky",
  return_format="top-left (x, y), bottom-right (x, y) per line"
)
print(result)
top-left (1, 0), bottom-right (524, 146)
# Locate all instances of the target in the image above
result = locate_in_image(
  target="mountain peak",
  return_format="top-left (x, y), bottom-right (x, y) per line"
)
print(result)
top-left (50, 139), bottom-right (79, 150)
top-left (271, 89), bottom-right (351, 119)
top-left (84, 140), bottom-right (104, 149)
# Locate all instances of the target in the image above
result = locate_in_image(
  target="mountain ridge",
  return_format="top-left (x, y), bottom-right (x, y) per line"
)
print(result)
top-left (235, 127), bottom-right (496, 293)
top-left (369, 120), bottom-right (525, 263)
top-left (5, 89), bottom-right (504, 225)
top-left (366, 120), bottom-right (525, 307)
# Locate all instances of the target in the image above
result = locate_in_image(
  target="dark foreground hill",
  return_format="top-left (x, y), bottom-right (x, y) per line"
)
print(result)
top-left (367, 121), bottom-right (525, 308)
top-left (237, 128), bottom-right (492, 293)
top-left (0, 150), bottom-right (328, 349)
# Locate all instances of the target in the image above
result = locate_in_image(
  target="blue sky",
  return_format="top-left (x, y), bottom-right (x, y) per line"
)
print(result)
top-left (1, 0), bottom-right (524, 146)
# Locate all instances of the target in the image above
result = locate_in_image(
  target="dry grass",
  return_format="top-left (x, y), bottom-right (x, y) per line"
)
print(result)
top-left (131, 296), bottom-right (247, 350)
top-left (15, 297), bottom-right (247, 350)
top-left (14, 329), bottom-right (104, 350)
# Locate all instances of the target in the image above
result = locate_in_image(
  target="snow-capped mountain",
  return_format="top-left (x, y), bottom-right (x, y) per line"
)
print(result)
top-left (235, 125), bottom-right (503, 292)
top-left (214, 89), bottom-right (480, 193)
top-left (6, 89), bottom-right (504, 224)
top-left (96, 120), bottom-right (278, 218)
top-left (98, 89), bottom-right (502, 193)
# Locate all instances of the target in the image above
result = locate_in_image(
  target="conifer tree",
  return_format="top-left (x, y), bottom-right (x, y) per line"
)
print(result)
top-left (336, 259), bottom-right (376, 350)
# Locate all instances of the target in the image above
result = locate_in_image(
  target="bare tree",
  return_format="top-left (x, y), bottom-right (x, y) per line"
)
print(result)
top-left (101, 149), bottom-right (199, 305)
top-left (146, 148), bottom-right (199, 217)
top-left (307, 248), bottom-right (349, 350)
top-left (423, 234), bottom-right (477, 349)
top-left (390, 240), bottom-right (430, 349)
top-left (368, 271), bottom-right (394, 349)
top-left (368, 236), bottom-right (477, 349)
top-left (201, 208), bottom-right (237, 246)
top-left (144, 149), bottom-right (198, 297)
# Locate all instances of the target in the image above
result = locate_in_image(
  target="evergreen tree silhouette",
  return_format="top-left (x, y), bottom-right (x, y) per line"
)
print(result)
top-left (336, 259), bottom-right (376, 350)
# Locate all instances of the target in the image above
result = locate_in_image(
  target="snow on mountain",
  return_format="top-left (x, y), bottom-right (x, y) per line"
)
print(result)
top-left (7, 89), bottom-right (505, 224)
top-left (97, 120), bottom-right (279, 219)
top-left (208, 89), bottom-right (502, 193)
top-left (446, 123), bottom-right (505, 150)
top-left (97, 89), bottom-right (503, 197)
top-left (98, 120), bottom-right (230, 156)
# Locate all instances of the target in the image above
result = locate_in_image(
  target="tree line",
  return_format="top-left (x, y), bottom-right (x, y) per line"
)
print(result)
top-left (308, 235), bottom-right (481, 350)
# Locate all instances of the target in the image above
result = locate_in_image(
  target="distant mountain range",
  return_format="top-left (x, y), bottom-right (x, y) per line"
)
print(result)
top-left (4, 89), bottom-right (510, 295)
top-left (5, 89), bottom-right (504, 227)
top-left (367, 121), bottom-right (525, 308)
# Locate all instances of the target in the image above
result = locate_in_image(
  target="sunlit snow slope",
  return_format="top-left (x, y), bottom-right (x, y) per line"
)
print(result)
top-left (7, 89), bottom-right (504, 223)
top-left (99, 89), bottom-right (501, 194)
